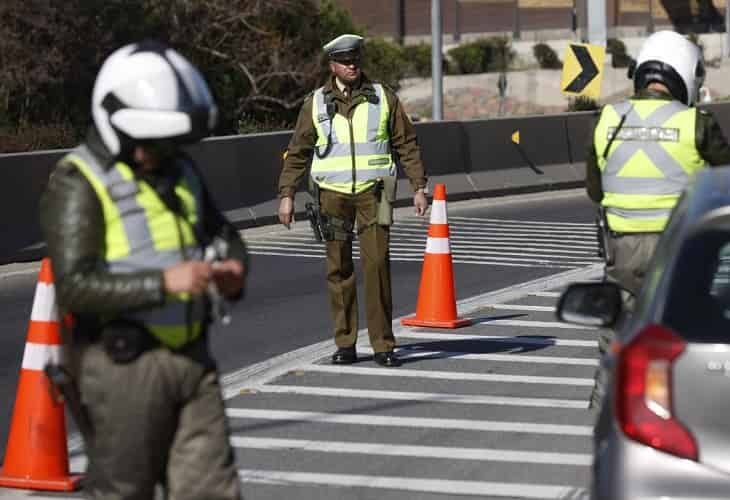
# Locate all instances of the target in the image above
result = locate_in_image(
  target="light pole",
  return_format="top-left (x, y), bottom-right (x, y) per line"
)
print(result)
top-left (726, 0), bottom-right (730, 59)
top-left (647, 0), bottom-right (654, 34)
top-left (432, 0), bottom-right (443, 121)
top-left (453, 0), bottom-right (461, 43)
top-left (513, 0), bottom-right (521, 40)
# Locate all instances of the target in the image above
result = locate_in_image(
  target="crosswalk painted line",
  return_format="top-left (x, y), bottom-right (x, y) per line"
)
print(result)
top-left (358, 347), bottom-right (599, 366)
top-left (232, 437), bottom-right (591, 465)
top-left (248, 241), bottom-right (598, 264)
top-left (302, 364), bottom-right (595, 386)
top-left (477, 318), bottom-right (597, 330)
top-left (227, 408), bottom-right (593, 435)
top-left (230, 273), bottom-right (599, 498)
top-left (248, 216), bottom-right (601, 268)
top-left (238, 470), bottom-right (587, 499)
top-left (393, 331), bottom-right (597, 347)
top-left (488, 304), bottom-right (555, 312)
top-left (254, 385), bottom-right (588, 409)
top-left (448, 215), bottom-right (595, 227)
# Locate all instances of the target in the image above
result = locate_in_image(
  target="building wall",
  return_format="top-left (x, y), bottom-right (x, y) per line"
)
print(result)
top-left (333, 0), bottom-right (727, 39)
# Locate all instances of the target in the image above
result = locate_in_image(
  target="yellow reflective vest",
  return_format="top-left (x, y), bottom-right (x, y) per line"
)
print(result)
top-left (594, 98), bottom-right (706, 232)
top-left (310, 83), bottom-right (394, 194)
top-left (63, 145), bottom-right (207, 349)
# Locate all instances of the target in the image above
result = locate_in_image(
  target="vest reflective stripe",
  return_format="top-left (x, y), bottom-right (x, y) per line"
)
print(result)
top-left (311, 83), bottom-right (394, 194)
top-left (65, 145), bottom-right (207, 348)
top-left (594, 99), bottom-right (705, 232)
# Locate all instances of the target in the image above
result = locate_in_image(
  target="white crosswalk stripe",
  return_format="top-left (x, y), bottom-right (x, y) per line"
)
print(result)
top-left (231, 437), bottom-right (592, 465)
top-left (247, 216), bottom-right (601, 268)
top-left (236, 470), bottom-right (585, 499)
top-left (228, 285), bottom-right (597, 499)
top-left (227, 408), bottom-right (593, 435)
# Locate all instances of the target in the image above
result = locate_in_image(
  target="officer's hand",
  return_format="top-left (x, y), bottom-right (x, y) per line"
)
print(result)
top-left (278, 196), bottom-right (294, 229)
top-left (163, 261), bottom-right (213, 296)
top-left (212, 259), bottom-right (245, 299)
top-left (414, 190), bottom-right (428, 216)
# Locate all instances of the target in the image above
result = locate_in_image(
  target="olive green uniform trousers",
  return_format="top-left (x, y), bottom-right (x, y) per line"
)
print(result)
top-left (320, 188), bottom-right (395, 353)
top-left (72, 336), bottom-right (241, 500)
top-left (591, 232), bottom-right (661, 409)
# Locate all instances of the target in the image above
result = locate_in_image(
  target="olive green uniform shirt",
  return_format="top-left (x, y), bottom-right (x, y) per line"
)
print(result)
top-left (585, 89), bottom-right (730, 203)
top-left (278, 74), bottom-right (427, 197)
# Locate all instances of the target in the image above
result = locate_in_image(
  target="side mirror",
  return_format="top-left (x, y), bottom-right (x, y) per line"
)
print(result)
top-left (556, 282), bottom-right (623, 328)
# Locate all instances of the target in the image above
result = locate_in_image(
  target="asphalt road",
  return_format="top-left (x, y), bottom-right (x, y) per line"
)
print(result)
top-left (0, 188), bottom-right (597, 461)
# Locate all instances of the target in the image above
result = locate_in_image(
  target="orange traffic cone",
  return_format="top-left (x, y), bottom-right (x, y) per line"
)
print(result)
top-left (402, 184), bottom-right (471, 328)
top-left (0, 258), bottom-right (82, 491)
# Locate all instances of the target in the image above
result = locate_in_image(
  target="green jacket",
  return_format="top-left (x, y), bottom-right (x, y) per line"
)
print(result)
top-left (278, 73), bottom-right (427, 197)
top-left (39, 128), bottom-right (248, 341)
top-left (586, 89), bottom-right (730, 203)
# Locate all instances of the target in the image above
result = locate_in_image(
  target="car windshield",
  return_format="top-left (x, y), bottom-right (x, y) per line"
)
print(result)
top-left (664, 231), bottom-right (730, 342)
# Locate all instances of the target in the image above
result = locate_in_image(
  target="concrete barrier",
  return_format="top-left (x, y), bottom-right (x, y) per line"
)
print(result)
top-left (2, 103), bottom-right (729, 264)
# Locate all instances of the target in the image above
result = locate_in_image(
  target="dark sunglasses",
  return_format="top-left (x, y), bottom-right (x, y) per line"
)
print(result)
top-left (332, 56), bottom-right (362, 66)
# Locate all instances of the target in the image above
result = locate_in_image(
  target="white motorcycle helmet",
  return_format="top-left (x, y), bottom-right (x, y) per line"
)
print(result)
top-left (632, 30), bottom-right (705, 106)
top-left (92, 41), bottom-right (218, 156)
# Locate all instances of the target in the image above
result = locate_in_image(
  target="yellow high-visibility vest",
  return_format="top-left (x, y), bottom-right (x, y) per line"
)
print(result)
top-left (63, 145), bottom-right (207, 349)
top-left (310, 83), bottom-right (394, 194)
top-left (594, 98), bottom-right (705, 232)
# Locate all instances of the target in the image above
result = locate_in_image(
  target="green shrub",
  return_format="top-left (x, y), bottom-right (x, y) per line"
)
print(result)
top-left (403, 43), bottom-right (432, 77)
top-left (532, 43), bottom-right (562, 69)
top-left (607, 38), bottom-right (632, 68)
top-left (447, 36), bottom-right (514, 74)
top-left (606, 38), bottom-right (626, 56)
top-left (319, 0), bottom-right (362, 44)
top-left (567, 96), bottom-right (600, 112)
top-left (363, 37), bottom-right (407, 91)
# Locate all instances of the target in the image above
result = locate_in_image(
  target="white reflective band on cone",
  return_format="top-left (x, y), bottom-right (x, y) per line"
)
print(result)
top-left (430, 200), bottom-right (447, 224)
top-left (426, 237), bottom-right (451, 254)
top-left (30, 283), bottom-right (59, 322)
top-left (21, 342), bottom-right (62, 371)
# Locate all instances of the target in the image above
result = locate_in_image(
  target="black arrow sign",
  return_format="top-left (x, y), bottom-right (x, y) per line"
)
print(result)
top-left (563, 45), bottom-right (599, 94)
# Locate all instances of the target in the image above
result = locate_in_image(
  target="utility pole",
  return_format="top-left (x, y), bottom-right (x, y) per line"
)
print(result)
top-left (453, 0), bottom-right (461, 43)
top-left (395, 0), bottom-right (406, 45)
top-left (587, 0), bottom-right (607, 46)
top-left (572, 0), bottom-right (578, 39)
top-left (726, 0), bottom-right (730, 59)
top-left (647, 0), bottom-right (654, 34)
top-left (513, 0), bottom-right (521, 40)
top-left (432, 0), bottom-right (443, 120)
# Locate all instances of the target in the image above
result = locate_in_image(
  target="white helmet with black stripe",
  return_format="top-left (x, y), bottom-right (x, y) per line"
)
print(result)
top-left (92, 40), bottom-right (218, 156)
top-left (632, 30), bottom-right (705, 106)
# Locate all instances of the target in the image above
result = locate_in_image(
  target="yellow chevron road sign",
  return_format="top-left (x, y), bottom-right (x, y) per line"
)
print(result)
top-left (561, 43), bottom-right (605, 100)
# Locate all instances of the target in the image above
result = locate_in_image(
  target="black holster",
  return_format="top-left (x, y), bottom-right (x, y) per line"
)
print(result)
top-left (101, 320), bottom-right (157, 364)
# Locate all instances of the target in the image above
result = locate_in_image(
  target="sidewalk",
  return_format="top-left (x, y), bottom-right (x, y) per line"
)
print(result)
top-left (399, 32), bottom-right (730, 120)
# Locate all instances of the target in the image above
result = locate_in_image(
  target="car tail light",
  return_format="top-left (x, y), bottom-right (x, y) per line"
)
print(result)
top-left (615, 324), bottom-right (698, 460)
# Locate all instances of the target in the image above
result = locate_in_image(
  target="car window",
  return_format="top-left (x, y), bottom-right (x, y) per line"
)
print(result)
top-left (664, 231), bottom-right (730, 342)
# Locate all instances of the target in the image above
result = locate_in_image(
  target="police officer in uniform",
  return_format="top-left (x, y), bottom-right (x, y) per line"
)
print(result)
top-left (39, 42), bottom-right (245, 499)
top-left (278, 34), bottom-right (428, 367)
top-left (586, 30), bottom-right (730, 408)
